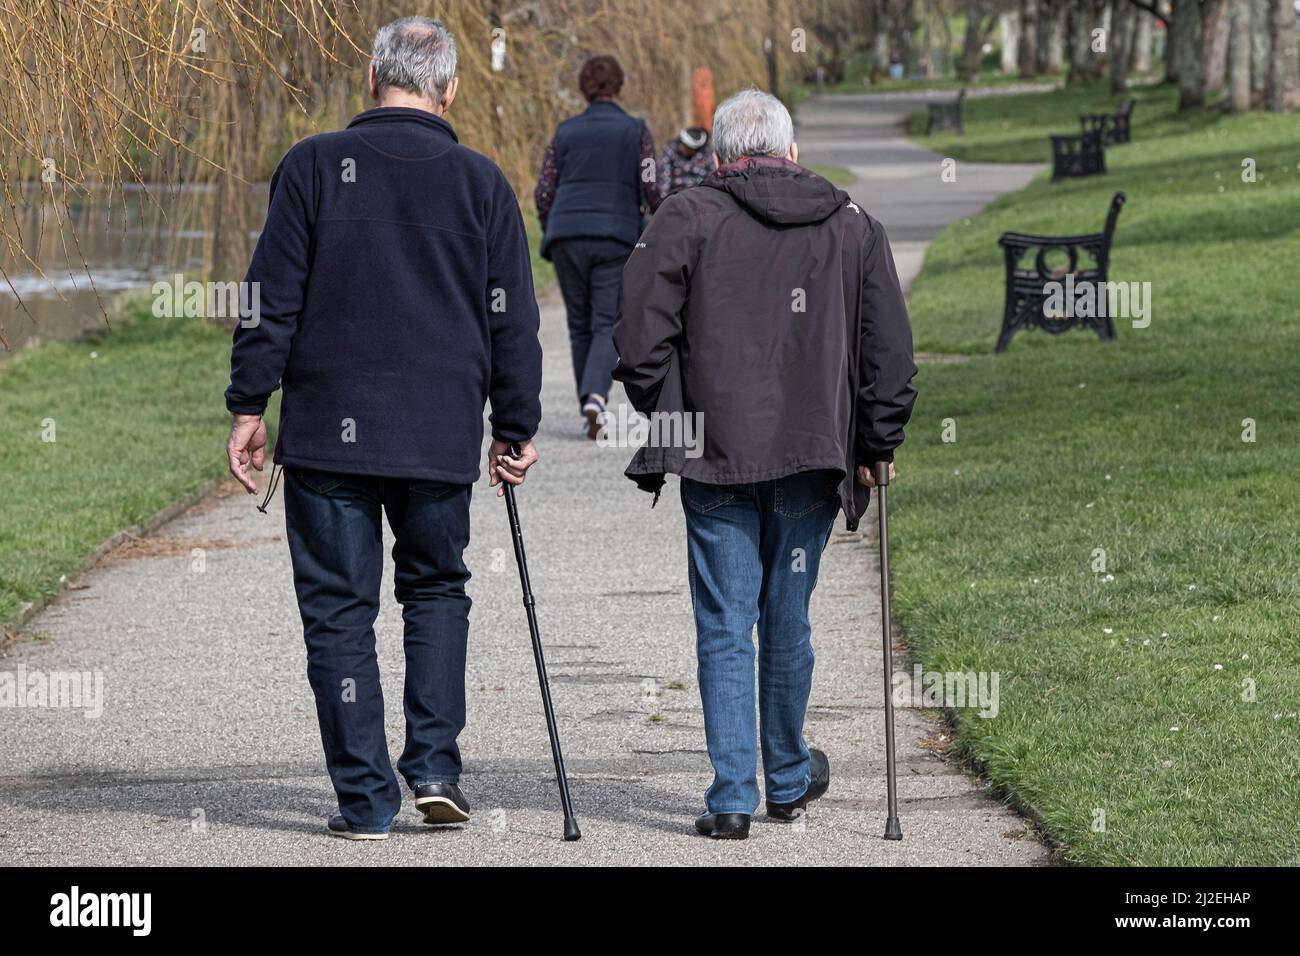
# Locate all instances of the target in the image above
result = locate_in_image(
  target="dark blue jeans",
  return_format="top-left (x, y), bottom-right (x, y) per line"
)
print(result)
top-left (283, 468), bottom-right (472, 834)
top-left (680, 470), bottom-right (840, 815)
top-left (551, 237), bottom-right (631, 404)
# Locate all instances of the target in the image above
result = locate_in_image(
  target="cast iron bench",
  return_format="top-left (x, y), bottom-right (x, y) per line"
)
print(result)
top-left (1051, 129), bottom-right (1105, 181)
top-left (994, 191), bottom-right (1127, 352)
top-left (925, 89), bottom-right (966, 135)
top-left (1079, 98), bottom-right (1135, 146)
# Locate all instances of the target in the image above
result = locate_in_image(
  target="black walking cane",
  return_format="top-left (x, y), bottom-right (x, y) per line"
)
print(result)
top-left (875, 461), bottom-right (903, 841)
top-left (501, 443), bottom-right (581, 842)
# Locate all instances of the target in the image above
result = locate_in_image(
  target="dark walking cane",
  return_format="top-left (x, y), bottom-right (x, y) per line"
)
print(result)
top-left (501, 443), bottom-right (581, 842)
top-left (874, 461), bottom-right (903, 841)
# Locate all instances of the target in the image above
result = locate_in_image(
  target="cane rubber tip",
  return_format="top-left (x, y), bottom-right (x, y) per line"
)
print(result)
top-left (563, 818), bottom-right (582, 842)
top-left (883, 817), bottom-right (903, 841)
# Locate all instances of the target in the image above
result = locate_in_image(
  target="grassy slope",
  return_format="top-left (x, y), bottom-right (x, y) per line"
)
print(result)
top-left (806, 163), bottom-right (856, 186)
top-left (0, 301), bottom-right (276, 629)
top-left (895, 82), bottom-right (1300, 864)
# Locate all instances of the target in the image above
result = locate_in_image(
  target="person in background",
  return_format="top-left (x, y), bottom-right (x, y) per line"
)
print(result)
top-left (613, 89), bottom-right (917, 840)
top-left (534, 55), bottom-right (661, 440)
top-left (657, 127), bottom-right (714, 197)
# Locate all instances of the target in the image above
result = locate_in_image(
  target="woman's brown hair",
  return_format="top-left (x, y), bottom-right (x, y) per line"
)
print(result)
top-left (578, 55), bottom-right (624, 102)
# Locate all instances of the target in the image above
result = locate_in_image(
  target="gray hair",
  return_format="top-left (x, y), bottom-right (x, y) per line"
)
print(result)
top-left (711, 88), bottom-right (794, 165)
top-left (371, 17), bottom-right (457, 101)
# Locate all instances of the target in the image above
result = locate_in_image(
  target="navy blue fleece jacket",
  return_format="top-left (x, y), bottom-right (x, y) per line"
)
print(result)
top-left (225, 107), bottom-right (542, 484)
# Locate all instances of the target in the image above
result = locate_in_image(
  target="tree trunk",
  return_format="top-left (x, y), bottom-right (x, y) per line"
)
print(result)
top-left (901, 3), bottom-right (922, 76)
top-left (1229, 0), bottom-right (1253, 111)
top-left (1111, 0), bottom-right (1135, 93)
top-left (1020, 0), bottom-right (1040, 75)
top-left (1173, 0), bottom-right (1206, 107)
top-left (1268, 0), bottom-right (1300, 111)
top-left (960, 0), bottom-right (986, 80)
top-left (1166, 1), bottom-right (1181, 83)
top-left (872, 24), bottom-right (890, 82)
top-left (1035, 0), bottom-right (1051, 72)
top-left (1001, 12), bottom-right (1021, 73)
top-left (1067, 0), bottom-right (1087, 83)
top-left (1043, 1), bottom-right (1066, 72)
top-left (1250, 0), bottom-right (1270, 94)
top-left (1068, 0), bottom-right (1104, 83)
top-left (1202, 0), bottom-right (1231, 92)
top-left (1131, 7), bottom-right (1154, 73)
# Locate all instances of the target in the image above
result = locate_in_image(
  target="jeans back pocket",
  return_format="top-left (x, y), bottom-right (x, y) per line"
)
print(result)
top-left (773, 470), bottom-right (840, 519)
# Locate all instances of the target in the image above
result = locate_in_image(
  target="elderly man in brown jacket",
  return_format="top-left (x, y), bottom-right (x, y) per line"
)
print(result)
top-left (613, 88), bottom-right (917, 840)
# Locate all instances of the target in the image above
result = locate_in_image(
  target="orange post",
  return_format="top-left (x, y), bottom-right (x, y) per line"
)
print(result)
top-left (692, 67), bottom-right (715, 132)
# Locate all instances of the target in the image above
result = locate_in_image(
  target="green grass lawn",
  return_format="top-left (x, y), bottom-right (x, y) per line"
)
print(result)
top-left (895, 81), bottom-right (1300, 864)
top-left (806, 163), bottom-right (856, 186)
top-left (524, 207), bottom-right (555, 291)
top-left (0, 301), bottom-right (274, 630)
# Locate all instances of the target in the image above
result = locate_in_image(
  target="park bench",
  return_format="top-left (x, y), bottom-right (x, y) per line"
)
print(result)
top-left (925, 88), bottom-right (966, 135)
top-left (994, 191), bottom-right (1127, 352)
top-left (1050, 129), bottom-right (1105, 181)
top-left (1079, 99), bottom-right (1135, 146)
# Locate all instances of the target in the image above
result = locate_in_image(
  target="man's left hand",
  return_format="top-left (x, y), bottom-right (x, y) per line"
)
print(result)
top-left (488, 438), bottom-right (538, 497)
top-left (856, 461), bottom-right (896, 487)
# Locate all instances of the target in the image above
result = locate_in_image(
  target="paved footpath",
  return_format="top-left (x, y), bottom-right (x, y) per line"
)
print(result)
top-left (0, 94), bottom-right (1047, 866)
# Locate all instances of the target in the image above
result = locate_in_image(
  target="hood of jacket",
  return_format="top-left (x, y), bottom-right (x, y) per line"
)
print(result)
top-left (701, 155), bottom-right (849, 226)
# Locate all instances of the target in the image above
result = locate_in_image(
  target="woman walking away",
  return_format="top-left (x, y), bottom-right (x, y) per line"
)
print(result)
top-left (535, 55), bottom-right (661, 439)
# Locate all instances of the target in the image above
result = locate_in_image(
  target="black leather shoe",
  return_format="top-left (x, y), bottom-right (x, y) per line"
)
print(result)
top-left (766, 748), bottom-right (831, 821)
top-left (414, 783), bottom-right (471, 825)
top-left (694, 812), bottom-right (751, 840)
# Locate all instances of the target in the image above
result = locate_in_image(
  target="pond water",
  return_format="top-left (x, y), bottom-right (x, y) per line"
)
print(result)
top-left (0, 184), bottom-right (266, 352)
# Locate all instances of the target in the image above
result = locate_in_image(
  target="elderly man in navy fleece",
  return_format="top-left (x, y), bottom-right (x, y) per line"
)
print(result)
top-left (224, 17), bottom-right (543, 841)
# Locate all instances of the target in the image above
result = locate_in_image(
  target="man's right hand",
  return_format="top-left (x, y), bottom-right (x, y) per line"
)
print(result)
top-left (856, 461), bottom-right (896, 488)
top-left (488, 438), bottom-right (538, 497)
top-left (227, 414), bottom-right (268, 494)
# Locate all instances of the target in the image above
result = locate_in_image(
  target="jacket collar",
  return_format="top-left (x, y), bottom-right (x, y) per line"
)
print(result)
top-left (585, 98), bottom-right (627, 116)
top-left (713, 155), bottom-right (802, 178)
top-left (347, 107), bottom-right (459, 142)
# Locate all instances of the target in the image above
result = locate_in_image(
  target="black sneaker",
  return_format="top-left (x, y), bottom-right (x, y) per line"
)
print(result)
top-left (326, 814), bottom-right (389, 841)
top-left (694, 812), bottom-right (751, 840)
top-left (766, 748), bottom-right (831, 821)
top-left (414, 783), bottom-right (471, 825)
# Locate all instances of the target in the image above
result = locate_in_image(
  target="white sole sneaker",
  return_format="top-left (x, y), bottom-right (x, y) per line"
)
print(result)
top-left (326, 816), bottom-right (389, 840)
top-left (582, 403), bottom-right (605, 441)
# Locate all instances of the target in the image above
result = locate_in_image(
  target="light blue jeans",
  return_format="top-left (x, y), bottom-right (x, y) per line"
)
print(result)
top-left (680, 469), bottom-right (840, 815)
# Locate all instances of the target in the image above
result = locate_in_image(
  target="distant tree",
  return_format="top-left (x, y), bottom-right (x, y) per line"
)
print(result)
top-left (1066, 0), bottom-right (1105, 84)
top-left (1170, 0), bottom-right (1206, 106)
top-left (1111, 0), bottom-right (1136, 92)
top-left (1039, 0), bottom-right (1066, 73)
top-left (1202, 0), bottom-right (1231, 92)
top-left (1267, 0), bottom-right (1300, 110)
top-left (1019, 0), bottom-right (1040, 75)
top-left (959, 0), bottom-right (1003, 80)
top-left (1250, 0), bottom-right (1271, 97)
top-left (1130, 7), bottom-right (1155, 72)
top-left (1228, 0), bottom-right (1252, 112)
